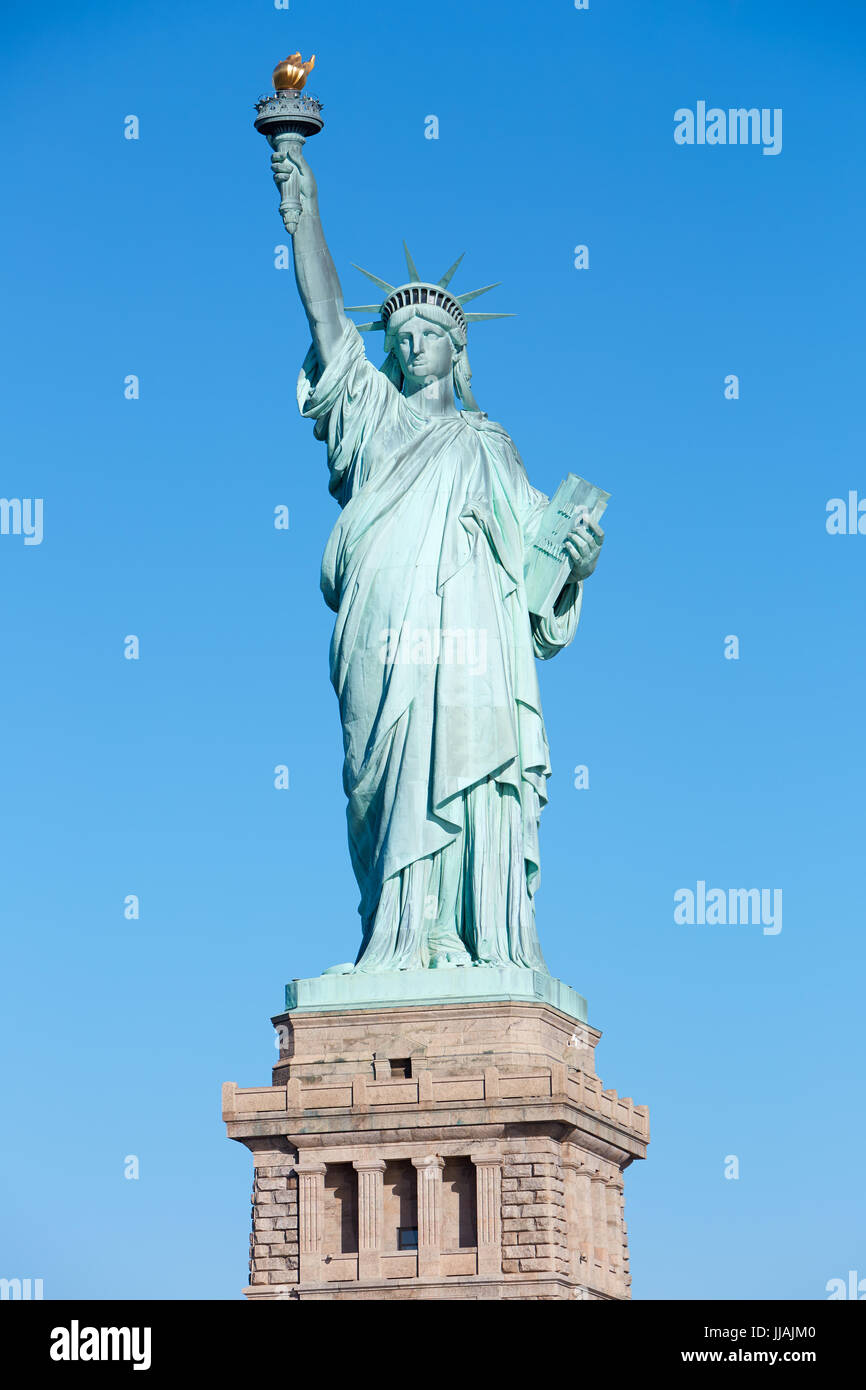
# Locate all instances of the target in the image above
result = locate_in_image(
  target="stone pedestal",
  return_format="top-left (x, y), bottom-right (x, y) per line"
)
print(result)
top-left (223, 984), bottom-right (648, 1300)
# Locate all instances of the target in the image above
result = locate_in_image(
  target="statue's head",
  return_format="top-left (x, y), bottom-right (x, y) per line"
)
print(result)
top-left (380, 290), bottom-right (477, 407)
top-left (388, 312), bottom-right (458, 386)
top-left (347, 249), bottom-right (513, 412)
top-left (383, 303), bottom-right (475, 403)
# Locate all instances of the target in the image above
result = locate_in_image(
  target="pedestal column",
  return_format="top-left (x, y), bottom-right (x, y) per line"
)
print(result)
top-left (412, 1156), bottom-right (444, 1278)
top-left (605, 1176), bottom-right (625, 1298)
top-left (471, 1153), bottom-right (502, 1276)
top-left (589, 1170), bottom-right (609, 1295)
top-left (353, 1159), bottom-right (385, 1282)
top-left (296, 1161), bottom-right (326, 1284)
top-left (564, 1158), bottom-right (593, 1282)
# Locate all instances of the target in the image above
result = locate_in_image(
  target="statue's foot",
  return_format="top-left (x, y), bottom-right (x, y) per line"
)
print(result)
top-left (429, 950), bottom-right (472, 969)
top-left (321, 961), bottom-right (355, 976)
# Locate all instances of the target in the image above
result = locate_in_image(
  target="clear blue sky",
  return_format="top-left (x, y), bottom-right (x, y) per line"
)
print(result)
top-left (1, 0), bottom-right (863, 1300)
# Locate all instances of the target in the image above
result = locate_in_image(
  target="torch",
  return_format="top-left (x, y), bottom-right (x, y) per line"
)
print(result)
top-left (254, 54), bottom-right (324, 234)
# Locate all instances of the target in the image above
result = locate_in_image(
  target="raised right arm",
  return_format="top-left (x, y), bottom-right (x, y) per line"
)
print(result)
top-left (271, 147), bottom-right (349, 366)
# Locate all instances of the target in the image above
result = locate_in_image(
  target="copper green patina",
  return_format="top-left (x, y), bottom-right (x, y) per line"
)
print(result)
top-left (259, 91), bottom-right (605, 1019)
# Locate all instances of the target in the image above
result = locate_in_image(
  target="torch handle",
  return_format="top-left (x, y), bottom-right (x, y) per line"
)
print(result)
top-left (268, 131), bottom-right (306, 235)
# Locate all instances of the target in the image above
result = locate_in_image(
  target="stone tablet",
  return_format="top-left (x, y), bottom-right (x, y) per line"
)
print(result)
top-left (524, 473), bottom-right (610, 618)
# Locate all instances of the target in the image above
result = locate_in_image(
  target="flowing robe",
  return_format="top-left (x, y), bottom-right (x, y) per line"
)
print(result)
top-left (298, 321), bottom-right (582, 971)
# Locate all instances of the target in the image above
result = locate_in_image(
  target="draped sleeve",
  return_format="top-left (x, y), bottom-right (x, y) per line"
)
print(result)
top-left (531, 578), bottom-right (583, 658)
top-left (296, 319), bottom-right (398, 505)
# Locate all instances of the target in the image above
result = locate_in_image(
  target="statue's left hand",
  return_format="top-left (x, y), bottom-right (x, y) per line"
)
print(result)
top-left (563, 513), bottom-right (604, 581)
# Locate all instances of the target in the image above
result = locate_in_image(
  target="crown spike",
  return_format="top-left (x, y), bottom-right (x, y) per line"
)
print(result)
top-left (345, 304), bottom-right (384, 312)
top-left (437, 253), bottom-right (465, 288)
top-left (354, 320), bottom-right (386, 332)
top-left (351, 264), bottom-right (396, 294)
top-left (456, 282), bottom-right (501, 305)
top-left (464, 312), bottom-right (515, 322)
top-left (403, 242), bottom-right (422, 282)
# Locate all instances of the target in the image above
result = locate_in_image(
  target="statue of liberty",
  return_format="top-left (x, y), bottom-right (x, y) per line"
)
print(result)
top-left (270, 140), bottom-right (604, 978)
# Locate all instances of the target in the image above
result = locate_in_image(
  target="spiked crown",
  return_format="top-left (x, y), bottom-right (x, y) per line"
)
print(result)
top-left (346, 243), bottom-right (513, 341)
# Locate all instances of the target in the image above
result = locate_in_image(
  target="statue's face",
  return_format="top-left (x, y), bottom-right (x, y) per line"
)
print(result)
top-left (392, 316), bottom-right (455, 385)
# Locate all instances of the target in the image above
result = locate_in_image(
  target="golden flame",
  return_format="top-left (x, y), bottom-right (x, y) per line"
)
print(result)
top-left (272, 52), bottom-right (316, 91)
